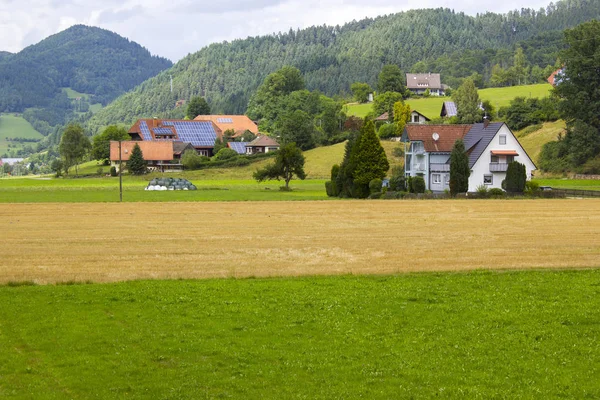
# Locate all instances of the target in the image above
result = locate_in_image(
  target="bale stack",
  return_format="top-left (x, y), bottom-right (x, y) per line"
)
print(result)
top-left (146, 178), bottom-right (197, 191)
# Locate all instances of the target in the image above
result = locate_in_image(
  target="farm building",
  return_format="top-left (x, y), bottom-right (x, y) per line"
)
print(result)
top-left (406, 73), bottom-right (447, 96)
top-left (109, 141), bottom-right (193, 172)
top-left (440, 101), bottom-right (457, 117)
top-left (128, 119), bottom-right (222, 156)
top-left (193, 115), bottom-right (258, 139)
top-left (401, 120), bottom-right (536, 192)
top-left (245, 135), bottom-right (280, 155)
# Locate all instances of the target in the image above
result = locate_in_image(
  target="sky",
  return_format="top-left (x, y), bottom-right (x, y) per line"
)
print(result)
top-left (0, 0), bottom-right (552, 62)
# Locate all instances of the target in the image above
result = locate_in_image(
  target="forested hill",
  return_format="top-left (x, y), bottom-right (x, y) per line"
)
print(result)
top-left (0, 25), bottom-right (172, 112)
top-left (87, 0), bottom-right (600, 131)
top-left (0, 51), bottom-right (12, 62)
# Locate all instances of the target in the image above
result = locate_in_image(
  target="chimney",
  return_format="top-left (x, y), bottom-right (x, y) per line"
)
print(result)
top-left (483, 116), bottom-right (490, 129)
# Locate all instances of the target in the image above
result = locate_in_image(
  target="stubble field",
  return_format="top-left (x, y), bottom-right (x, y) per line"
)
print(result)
top-left (2, 199), bottom-right (599, 284)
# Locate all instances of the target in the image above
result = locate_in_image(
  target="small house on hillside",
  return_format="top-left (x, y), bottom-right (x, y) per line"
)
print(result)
top-left (440, 101), bottom-right (457, 118)
top-left (128, 119), bottom-right (221, 156)
top-left (401, 121), bottom-right (536, 192)
top-left (246, 135), bottom-right (280, 155)
top-left (227, 141), bottom-right (249, 155)
top-left (410, 110), bottom-right (430, 124)
top-left (547, 68), bottom-right (565, 87)
top-left (193, 115), bottom-right (259, 139)
top-left (375, 112), bottom-right (390, 123)
top-left (406, 73), bottom-right (446, 96)
top-left (110, 140), bottom-right (188, 172)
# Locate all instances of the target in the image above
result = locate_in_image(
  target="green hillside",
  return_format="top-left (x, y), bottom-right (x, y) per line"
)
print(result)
top-left (87, 0), bottom-right (600, 131)
top-left (516, 120), bottom-right (566, 164)
top-left (346, 84), bottom-right (553, 119)
top-left (0, 114), bottom-right (43, 155)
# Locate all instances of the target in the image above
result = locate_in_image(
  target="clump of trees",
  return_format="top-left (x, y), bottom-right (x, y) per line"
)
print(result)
top-left (498, 97), bottom-right (559, 131)
top-left (253, 143), bottom-right (306, 190)
top-left (91, 125), bottom-right (130, 161)
top-left (328, 119), bottom-right (389, 199)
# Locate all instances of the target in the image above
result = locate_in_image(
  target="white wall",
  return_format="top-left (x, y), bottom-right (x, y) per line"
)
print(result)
top-left (468, 124), bottom-right (537, 191)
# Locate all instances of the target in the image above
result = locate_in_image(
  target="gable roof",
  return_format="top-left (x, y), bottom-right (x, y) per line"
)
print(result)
top-left (228, 141), bottom-right (249, 154)
top-left (172, 141), bottom-right (195, 156)
top-left (129, 119), bottom-right (221, 148)
top-left (441, 101), bottom-right (457, 117)
top-left (110, 141), bottom-right (174, 161)
top-left (193, 115), bottom-right (258, 137)
top-left (401, 125), bottom-right (472, 152)
top-left (463, 122), bottom-right (505, 168)
top-left (406, 73), bottom-right (442, 90)
top-left (411, 110), bottom-right (431, 121)
top-left (375, 112), bottom-right (389, 121)
top-left (248, 135), bottom-right (280, 147)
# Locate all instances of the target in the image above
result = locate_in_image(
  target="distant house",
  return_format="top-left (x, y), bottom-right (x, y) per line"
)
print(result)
top-left (246, 135), bottom-right (280, 155)
top-left (406, 73), bottom-right (446, 96)
top-left (110, 141), bottom-right (187, 172)
top-left (227, 141), bottom-right (249, 155)
top-left (440, 101), bottom-right (457, 118)
top-left (128, 119), bottom-right (221, 156)
top-left (193, 115), bottom-right (259, 139)
top-left (410, 110), bottom-right (430, 124)
top-left (547, 68), bottom-right (565, 87)
top-left (401, 121), bottom-right (536, 192)
top-left (375, 112), bottom-right (390, 123)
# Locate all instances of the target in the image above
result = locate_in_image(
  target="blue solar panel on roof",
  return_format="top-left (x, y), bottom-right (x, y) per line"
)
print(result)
top-left (154, 127), bottom-right (173, 134)
top-left (217, 118), bottom-right (233, 123)
top-left (173, 121), bottom-right (217, 147)
top-left (140, 121), bottom-right (152, 140)
top-left (162, 121), bottom-right (175, 126)
top-left (228, 142), bottom-right (248, 154)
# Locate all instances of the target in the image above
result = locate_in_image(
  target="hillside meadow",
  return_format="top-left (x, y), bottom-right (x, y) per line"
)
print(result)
top-left (1, 199), bottom-right (599, 284)
top-left (0, 114), bottom-right (43, 154)
top-left (346, 83), bottom-right (553, 119)
top-left (1, 270), bottom-right (599, 398)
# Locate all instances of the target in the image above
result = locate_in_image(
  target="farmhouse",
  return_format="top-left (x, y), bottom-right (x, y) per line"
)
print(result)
top-left (193, 115), bottom-right (258, 138)
top-left (128, 119), bottom-right (221, 156)
top-left (401, 121), bottom-right (536, 192)
top-left (406, 73), bottom-right (446, 96)
top-left (245, 135), bottom-right (280, 155)
top-left (110, 140), bottom-right (190, 172)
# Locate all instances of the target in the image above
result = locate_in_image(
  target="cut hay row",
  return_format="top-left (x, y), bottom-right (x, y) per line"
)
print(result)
top-left (1, 199), bottom-right (599, 284)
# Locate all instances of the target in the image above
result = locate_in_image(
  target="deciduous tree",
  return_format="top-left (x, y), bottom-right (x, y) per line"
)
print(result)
top-left (253, 143), bottom-right (306, 190)
top-left (59, 124), bottom-right (91, 176)
top-left (378, 65), bottom-right (405, 94)
top-left (91, 125), bottom-right (130, 161)
top-left (453, 79), bottom-right (482, 124)
top-left (186, 97), bottom-right (211, 119)
top-left (350, 82), bottom-right (372, 103)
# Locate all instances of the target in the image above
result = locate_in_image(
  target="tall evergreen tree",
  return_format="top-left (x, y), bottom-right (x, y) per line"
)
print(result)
top-left (449, 139), bottom-right (470, 195)
top-left (127, 143), bottom-right (147, 175)
top-left (453, 79), bottom-right (482, 124)
top-left (349, 119), bottom-right (390, 198)
top-left (505, 161), bottom-right (527, 193)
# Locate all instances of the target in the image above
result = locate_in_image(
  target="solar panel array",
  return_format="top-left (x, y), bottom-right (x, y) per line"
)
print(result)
top-left (170, 121), bottom-right (217, 147)
top-left (139, 121), bottom-right (153, 140)
top-left (153, 127), bottom-right (174, 135)
top-left (228, 142), bottom-right (248, 155)
top-left (217, 118), bottom-right (233, 123)
top-left (444, 102), bottom-right (457, 117)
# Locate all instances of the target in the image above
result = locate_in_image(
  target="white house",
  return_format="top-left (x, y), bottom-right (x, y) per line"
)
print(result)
top-left (406, 73), bottom-right (446, 96)
top-left (401, 121), bottom-right (536, 192)
top-left (410, 110), bottom-right (430, 124)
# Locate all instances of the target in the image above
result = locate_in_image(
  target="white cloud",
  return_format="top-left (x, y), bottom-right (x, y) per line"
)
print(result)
top-left (0, 0), bottom-right (553, 61)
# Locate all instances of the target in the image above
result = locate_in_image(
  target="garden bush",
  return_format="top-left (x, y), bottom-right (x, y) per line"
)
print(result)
top-left (369, 178), bottom-right (383, 194)
top-left (505, 162), bottom-right (527, 193)
top-left (489, 188), bottom-right (505, 198)
top-left (325, 181), bottom-right (335, 197)
top-left (213, 148), bottom-right (238, 161)
top-left (110, 166), bottom-right (117, 177)
top-left (476, 184), bottom-right (489, 198)
top-left (410, 176), bottom-right (426, 194)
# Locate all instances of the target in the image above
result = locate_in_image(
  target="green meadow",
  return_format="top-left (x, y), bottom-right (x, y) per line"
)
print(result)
top-left (346, 83), bottom-right (553, 119)
top-left (1, 270), bottom-right (599, 398)
top-left (0, 114), bottom-right (43, 154)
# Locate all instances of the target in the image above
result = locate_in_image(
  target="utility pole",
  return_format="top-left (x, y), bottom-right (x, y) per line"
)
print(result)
top-left (118, 140), bottom-right (123, 202)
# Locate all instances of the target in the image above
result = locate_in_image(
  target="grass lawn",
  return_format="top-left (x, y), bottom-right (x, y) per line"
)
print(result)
top-left (534, 178), bottom-right (600, 191)
top-left (0, 114), bottom-right (43, 154)
top-left (1, 270), bottom-right (599, 398)
top-left (346, 84), bottom-right (553, 120)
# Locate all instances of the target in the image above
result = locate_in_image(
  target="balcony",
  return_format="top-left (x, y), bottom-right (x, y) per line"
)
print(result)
top-left (413, 163), bottom-right (426, 172)
top-left (430, 163), bottom-right (450, 172)
top-left (489, 163), bottom-right (509, 172)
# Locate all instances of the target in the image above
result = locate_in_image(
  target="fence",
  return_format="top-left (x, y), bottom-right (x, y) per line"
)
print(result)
top-left (551, 188), bottom-right (600, 198)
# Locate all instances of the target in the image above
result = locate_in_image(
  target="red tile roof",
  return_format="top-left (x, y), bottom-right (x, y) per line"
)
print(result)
top-left (403, 125), bottom-right (472, 152)
top-left (193, 115), bottom-right (258, 137)
top-left (110, 141), bottom-right (174, 162)
top-left (248, 135), bottom-right (280, 147)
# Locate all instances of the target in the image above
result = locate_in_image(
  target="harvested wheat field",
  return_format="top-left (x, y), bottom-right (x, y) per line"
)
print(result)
top-left (1, 199), bottom-right (599, 284)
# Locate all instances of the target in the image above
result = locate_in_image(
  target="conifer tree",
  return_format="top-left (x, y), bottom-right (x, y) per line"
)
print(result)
top-left (505, 161), bottom-right (526, 193)
top-left (127, 143), bottom-right (147, 175)
top-left (449, 139), bottom-right (470, 195)
top-left (350, 119), bottom-right (389, 198)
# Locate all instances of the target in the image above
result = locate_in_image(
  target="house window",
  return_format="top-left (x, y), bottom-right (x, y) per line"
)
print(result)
top-left (491, 155), bottom-right (499, 163)
top-left (413, 115), bottom-right (419, 123)
top-left (483, 175), bottom-right (493, 185)
top-left (432, 174), bottom-right (441, 184)
top-left (507, 155), bottom-right (515, 163)
top-left (499, 135), bottom-right (507, 145)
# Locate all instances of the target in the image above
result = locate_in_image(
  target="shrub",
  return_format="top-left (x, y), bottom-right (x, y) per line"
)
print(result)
top-left (96, 167), bottom-right (104, 176)
top-left (110, 166), bottom-right (117, 176)
top-left (519, 124), bottom-right (543, 137)
top-left (476, 184), bottom-right (489, 198)
top-left (213, 148), bottom-right (238, 161)
top-left (410, 176), bottom-right (426, 194)
top-left (325, 181), bottom-right (335, 197)
top-left (505, 161), bottom-right (527, 193)
top-left (581, 157), bottom-right (600, 175)
top-left (182, 149), bottom-right (204, 170)
top-left (489, 188), bottom-right (505, 198)
top-left (378, 123), bottom-right (397, 139)
top-left (524, 181), bottom-right (541, 197)
top-left (368, 191), bottom-right (383, 199)
top-left (369, 178), bottom-right (383, 194)
top-left (389, 167), bottom-right (406, 191)
top-left (383, 191), bottom-right (398, 199)
top-left (392, 146), bottom-right (404, 158)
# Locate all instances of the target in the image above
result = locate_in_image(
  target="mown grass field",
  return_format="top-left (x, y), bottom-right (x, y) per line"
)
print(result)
top-left (1, 200), bottom-right (599, 284)
top-left (0, 114), bottom-right (43, 154)
top-left (516, 120), bottom-right (565, 163)
top-left (1, 270), bottom-right (599, 398)
top-left (346, 83), bottom-right (553, 119)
